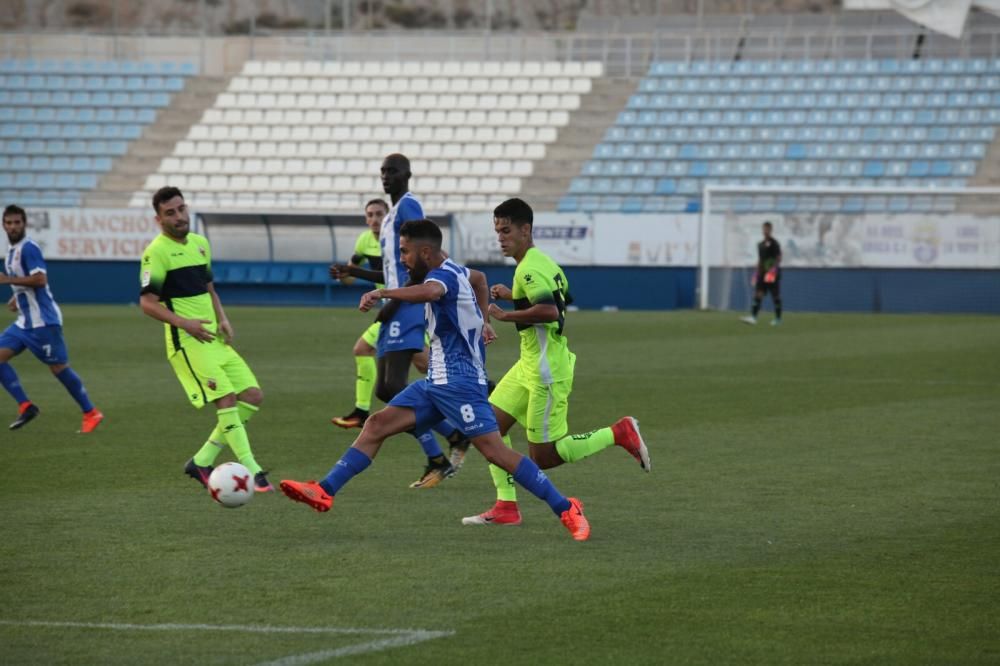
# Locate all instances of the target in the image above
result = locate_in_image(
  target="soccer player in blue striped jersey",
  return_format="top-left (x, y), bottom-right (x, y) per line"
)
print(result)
top-left (0, 204), bottom-right (103, 432)
top-left (330, 154), bottom-right (470, 489)
top-left (280, 219), bottom-right (591, 540)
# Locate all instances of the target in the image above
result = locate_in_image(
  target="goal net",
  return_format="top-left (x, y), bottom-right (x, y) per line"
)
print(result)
top-left (698, 185), bottom-right (1000, 314)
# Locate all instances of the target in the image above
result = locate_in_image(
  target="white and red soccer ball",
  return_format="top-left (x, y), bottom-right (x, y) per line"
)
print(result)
top-left (208, 462), bottom-right (254, 508)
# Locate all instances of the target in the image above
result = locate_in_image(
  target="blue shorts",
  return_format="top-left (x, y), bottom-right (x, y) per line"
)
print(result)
top-left (0, 324), bottom-right (69, 365)
top-left (376, 301), bottom-right (426, 357)
top-left (389, 378), bottom-right (498, 438)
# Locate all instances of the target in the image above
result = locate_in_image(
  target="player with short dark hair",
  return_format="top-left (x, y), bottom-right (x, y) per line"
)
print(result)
top-left (0, 204), bottom-right (104, 432)
top-left (330, 198), bottom-right (432, 429)
top-left (329, 154), bottom-right (470, 489)
top-left (280, 218), bottom-right (591, 540)
top-left (140, 187), bottom-right (272, 492)
top-left (462, 197), bottom-right (649, 527)
top-left (741, 221), bottom-right (783, 326)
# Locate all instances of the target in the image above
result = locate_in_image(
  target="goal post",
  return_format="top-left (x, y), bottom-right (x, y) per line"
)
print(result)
top-left (698, 185), bottom-right (1000, 314)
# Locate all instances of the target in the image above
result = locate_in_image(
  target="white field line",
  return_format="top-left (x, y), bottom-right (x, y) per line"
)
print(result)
top-left (252, 631), bottom-right (455, 666)
top-left (0, 620), bottom-right (455, 662)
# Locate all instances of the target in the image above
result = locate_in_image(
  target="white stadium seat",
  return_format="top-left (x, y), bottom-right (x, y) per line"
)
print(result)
top-left (135, 59), bottom-right (605, 211)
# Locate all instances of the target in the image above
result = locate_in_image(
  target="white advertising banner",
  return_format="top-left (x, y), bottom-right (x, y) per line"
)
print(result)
top-left (591, 214), bottom-right (699, 266)
top-left (717, 213), bottom-right (1000, 269)
top-left (24, 208), bottom-right (163, 261)
top-left (454, 212), bottom-right (698, 266)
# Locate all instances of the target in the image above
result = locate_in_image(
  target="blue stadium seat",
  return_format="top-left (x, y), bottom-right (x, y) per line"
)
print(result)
top-left (557, 196), bottom-right (578, 212)
top-left (689, 162), bottom-right (709, 177)
top-left (286, 265), bottom-right (313, 285)
top-left (597, 195), bottom-right (624, 213)
top-left (267, 265), bottom-right (289, 283)
top-left (655, 178), bottom-right (677, 195)
top-left (225, 265), bottom-right (248, 283)
top-left (888, 197), bottom-right (909, 213)
top-left (861, 161), bottom-right (884, 178)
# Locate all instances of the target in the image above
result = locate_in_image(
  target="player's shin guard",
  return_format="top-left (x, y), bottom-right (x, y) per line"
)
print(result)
top-left (54, 367), bottom-right (94, 412)
top-left (196, 400), bottom-right (260, 466)
top-left (354, 355), bottom-right (376, 411)
top-left (217, 406), bottom-right (262, 475)
top-left (554, 427), bottom-right (615, 463)
top-left (490, 434), bottom-right (518, 501)
top-left (412, 429), bottom-right (444, 458)
top-left (320, 446), bottom-right (372, 496)
top-left (511, 457), bottom-right (571, 516)
top-left (774, 300), bottom-right (782, 319)
top-left (751, 297), bottom-right (762, 317)
top-left (0, 363), bottom-right (29, 405)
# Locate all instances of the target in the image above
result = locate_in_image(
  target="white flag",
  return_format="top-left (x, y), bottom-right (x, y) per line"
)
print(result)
top-left (844, 0), bottom-right (972, 38)
top-left (974, 0), bottom-right (1000, 18)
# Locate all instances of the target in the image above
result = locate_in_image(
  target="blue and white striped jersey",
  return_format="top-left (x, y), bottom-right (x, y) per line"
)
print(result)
top-left (424, 259), bottom-right (488, 386)
top-left (5, 237), bottom-right (62, 329)
top-left (379, 192), bottom-right (424, 289)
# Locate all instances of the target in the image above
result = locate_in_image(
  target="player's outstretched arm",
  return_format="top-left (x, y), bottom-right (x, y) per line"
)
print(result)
top-left (139, 292), bottom-right (215, 342)
top-left (331, 262), bottom-right (383, 285)
top-left (0, 272), bottom-right (47, 288)
top-left (490, 283), bottom-right (513, 301)
top-left (359, 283), bottom-right (445, 312)
top-left (469, 270), bottom-right (496, 344)
top-left (489, 301), bottom-right (559, 325)
top-left (469, 270), bottom-right (490, 321)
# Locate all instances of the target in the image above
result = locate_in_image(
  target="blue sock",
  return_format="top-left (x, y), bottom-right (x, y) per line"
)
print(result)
top-left (512, 457), bottom-right (571, 516)
top-left (413, 429), bottom-right (443, 458)
top-left (0, 363), bottom-right (29, 405)
top-left (432, 419), bottom-right (459, 440)
top-left (319, 447), bottom-right (372, 496)
top-left (54, 367), bottom-right (94, 412)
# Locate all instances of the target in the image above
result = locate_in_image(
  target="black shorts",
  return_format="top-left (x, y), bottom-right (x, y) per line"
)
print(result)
top-left (756, 273), bottom-right (781, 294)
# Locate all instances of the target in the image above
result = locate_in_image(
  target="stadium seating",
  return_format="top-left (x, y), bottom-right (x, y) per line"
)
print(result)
top-left (0, 59), bottom-right (196, 207)
top-left (561, 58), bottom-right (1000, 213)
top-left (131, 60), bottom-right (605, 211)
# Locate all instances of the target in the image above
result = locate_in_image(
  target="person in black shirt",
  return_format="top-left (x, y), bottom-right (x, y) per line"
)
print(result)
top-left (741, 221), bottom-right (782, 326)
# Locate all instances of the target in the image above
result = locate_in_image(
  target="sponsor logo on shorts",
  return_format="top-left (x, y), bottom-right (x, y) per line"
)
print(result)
top-left (206, 378), bottom-right (217, 390)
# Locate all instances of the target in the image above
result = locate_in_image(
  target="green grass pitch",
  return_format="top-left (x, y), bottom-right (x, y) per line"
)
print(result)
top-left (1, 305), bottom-right (998, 664)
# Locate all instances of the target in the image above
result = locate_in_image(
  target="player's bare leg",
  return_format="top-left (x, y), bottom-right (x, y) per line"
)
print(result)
top-left (280, 405), bottom-right (417, 512)
top-left (470, 431), bottom-right (589, 541)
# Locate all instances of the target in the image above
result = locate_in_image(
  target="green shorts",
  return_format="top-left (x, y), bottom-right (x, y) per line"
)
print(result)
top-left (489, 358), bottom-right (575, 444)
top-left (168, 339), bottom-right (259, 409)
top-left (361, 321), bottom-right (381, 347)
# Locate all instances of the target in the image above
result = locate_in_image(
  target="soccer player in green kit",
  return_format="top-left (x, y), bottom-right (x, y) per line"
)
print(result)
top-left (139, 186), bottom-right (272, 493)
top-left (331, 198), bottom-right (393, 429)
top-left (462, 198), bottom-right (650, 527)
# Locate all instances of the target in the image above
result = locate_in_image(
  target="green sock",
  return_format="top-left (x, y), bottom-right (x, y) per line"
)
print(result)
top-left (194, 401), bottom-right (260, 466)
top-left (237, 400), bottom-right (260, 424)
top-left (554, 426), bottom-right (615, 464)
top-left (490, 434), bottom-right (517, 502)
top-left (355, 355), bottom-right (376, 411)
top-left (217, 406), bottom-right (262, 475)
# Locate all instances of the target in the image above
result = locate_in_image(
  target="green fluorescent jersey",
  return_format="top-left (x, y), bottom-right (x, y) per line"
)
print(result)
top-left (140, 232), bottom-right (215, 356)
top-left (512, 247), bottom-right (573, 383)
top-left (352, 229), bottom-right (384, 289)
